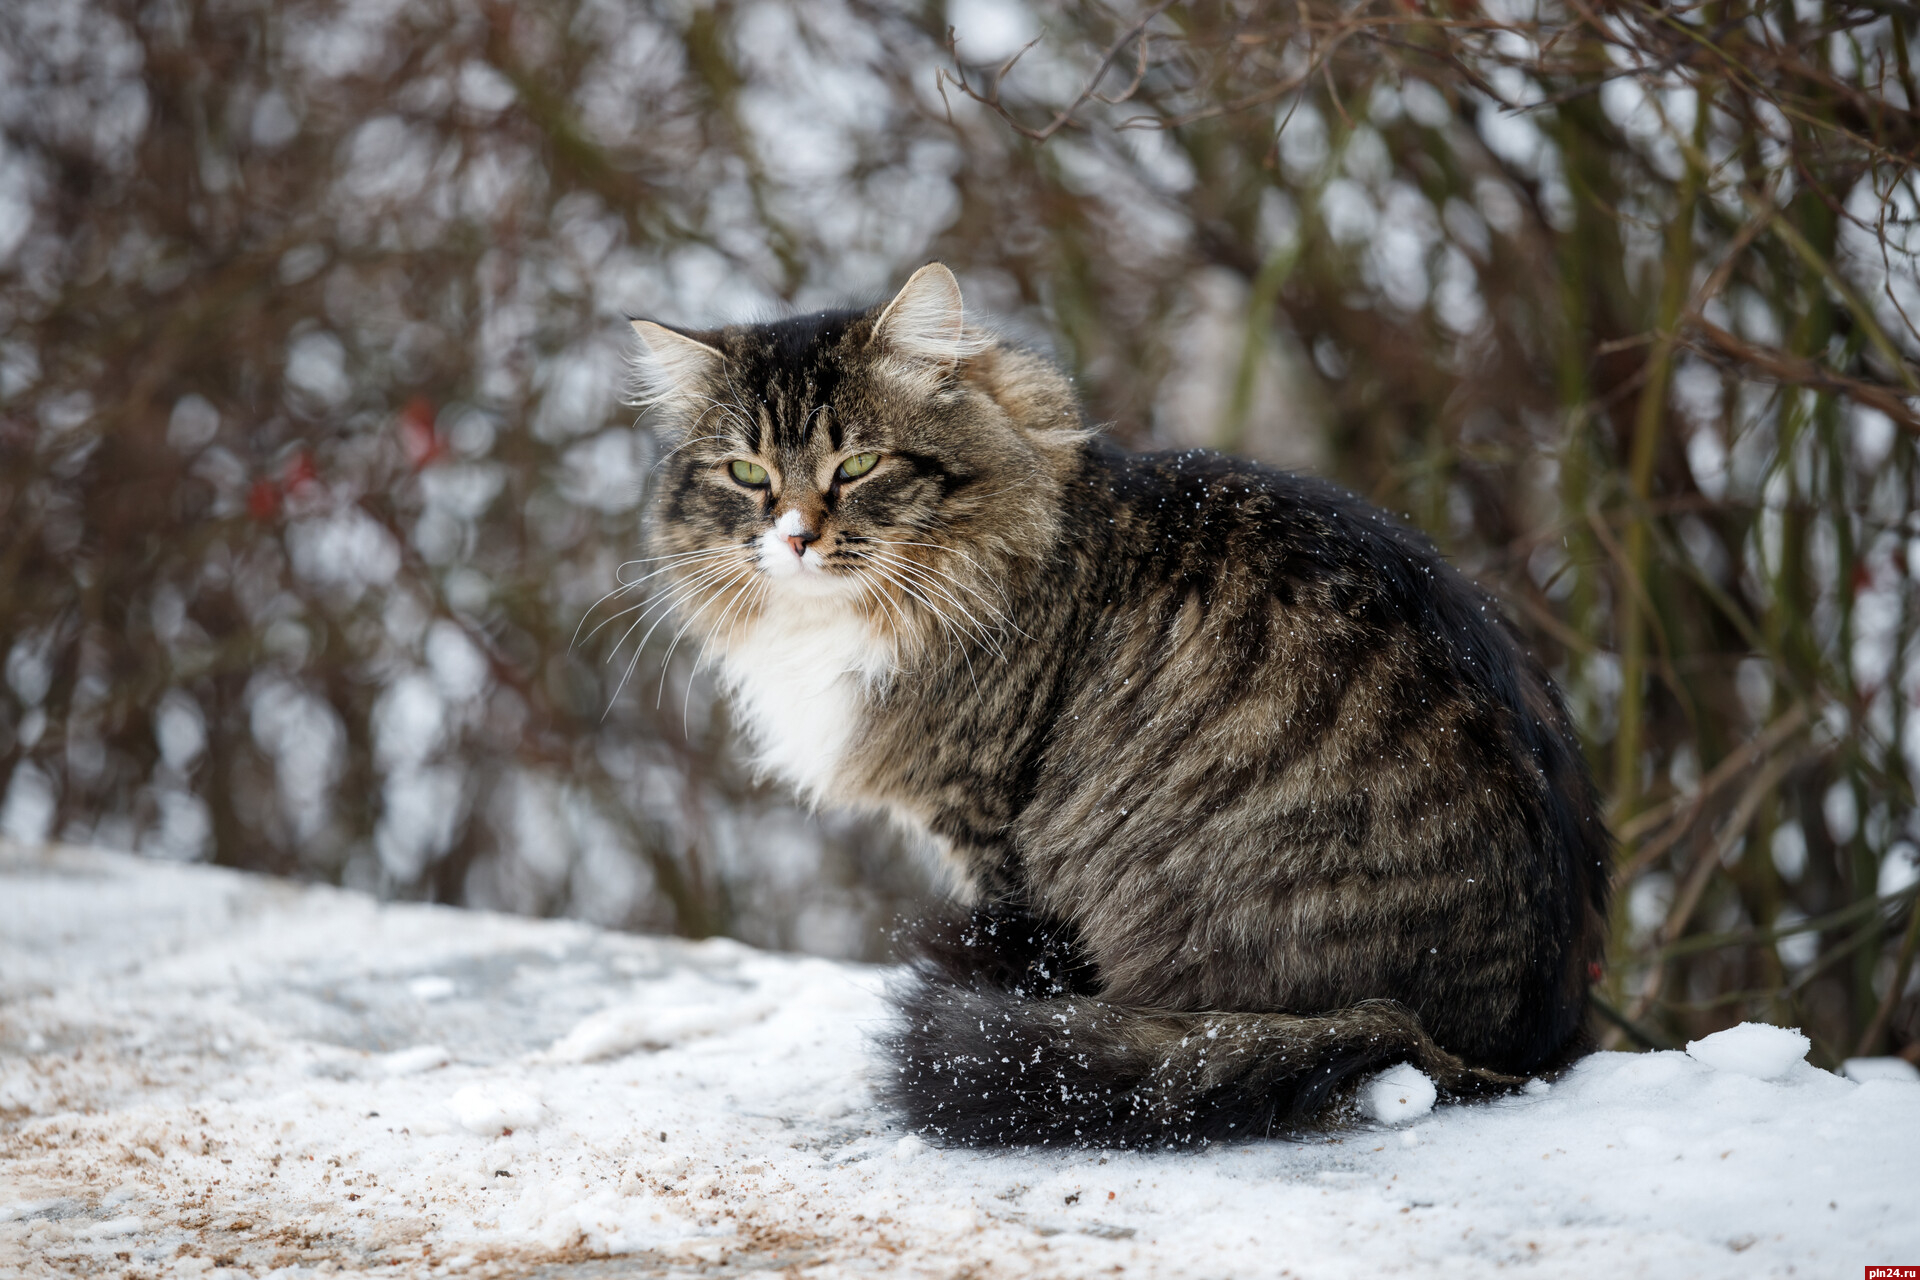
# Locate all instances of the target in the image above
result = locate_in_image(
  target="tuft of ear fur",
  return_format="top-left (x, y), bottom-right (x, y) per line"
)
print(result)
top-left (873, 264), bottom-right (991, 370)
top-left (626, 320), bottom-right (724, 409)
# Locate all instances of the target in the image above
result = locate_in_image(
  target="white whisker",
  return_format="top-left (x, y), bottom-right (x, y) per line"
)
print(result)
top-left (682, 392), bottom-right (759, 442)
top-left (866, 559), bottom-right (980, 692)
top-left (601, 561), bottom-right (744, 664)
top-left (862, 538), bottom-right (1021, 625)
top-left (646, 427), bottom-right (736, 476)
top-left (614, 545), bottom-right (739, 577)
top-left (573, 548), bottom-right (738, 649)
top-left (655, 576), bottom-right (746, 706)
top-left (679, 571), bottom-right (760, 706)
top-left (862, 549), bottom-right (1007, 661)
top-left (867, 550), bottom-right (1013, 630)
top-left (851, 572), bottom-right (916, 666)
top-left (605, 564), bottom-right (753, 719)
top-left (683, 571), bottom-right (766, 728)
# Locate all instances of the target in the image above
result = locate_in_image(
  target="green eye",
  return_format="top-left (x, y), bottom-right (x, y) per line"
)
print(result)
top-left (837, 452), bottom-right (880, 480)
top-left (728, 459), bottom-right (768, 486)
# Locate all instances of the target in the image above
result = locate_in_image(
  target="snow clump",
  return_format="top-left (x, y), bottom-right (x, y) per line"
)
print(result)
top-left (1684, 1022), bottom-right (1810, 1078)
top-left (378, 1043), bottom-right (450, 1076)
top-left (1842, 1056), bottom-right (1920, 1083)
top-left (1360, 1062), bottom-right (1436, 1123)
top-left (448, 1081), bottom-right (545, 1134)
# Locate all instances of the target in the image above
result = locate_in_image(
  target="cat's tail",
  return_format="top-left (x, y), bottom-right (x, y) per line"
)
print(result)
top-left (879, 915), bottom-right (1525, 1148)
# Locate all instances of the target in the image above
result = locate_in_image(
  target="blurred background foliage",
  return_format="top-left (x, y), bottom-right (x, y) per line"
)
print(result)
top-left (2, 0), bottom-right (1917, 1066)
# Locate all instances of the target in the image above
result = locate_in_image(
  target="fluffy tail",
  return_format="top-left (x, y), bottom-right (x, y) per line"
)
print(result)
top-left (880, 911), bottom-right (1523, 1148)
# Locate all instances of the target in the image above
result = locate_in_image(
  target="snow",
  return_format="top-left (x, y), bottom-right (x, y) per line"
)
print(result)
top-left (3, 840), bottom-right (1918, 1279)
top-left (447, 1085), bottom-right (547, 1137)
top-left (1844, 1057), bottom-right (1920, 1083)
top-left (377, 1046), bottom-right (452, 1078)
top-left (1358, 1063), bottom-right (1437, 1125)
top-left (1684, 1024), bottom-right (1811, 1080)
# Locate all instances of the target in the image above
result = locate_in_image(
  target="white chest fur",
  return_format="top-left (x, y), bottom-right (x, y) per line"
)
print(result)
top-left (717, 597), bottom-right (894, 804)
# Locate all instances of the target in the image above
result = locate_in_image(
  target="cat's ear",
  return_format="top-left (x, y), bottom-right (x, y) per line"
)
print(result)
top-left (873, 264), bottom-right (989, 372)
top-left (626, 320), bottom-right (724, 408)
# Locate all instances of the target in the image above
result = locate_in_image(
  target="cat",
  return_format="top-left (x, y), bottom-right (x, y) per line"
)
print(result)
top-left (624, 263), bottom-right (1611, 1147)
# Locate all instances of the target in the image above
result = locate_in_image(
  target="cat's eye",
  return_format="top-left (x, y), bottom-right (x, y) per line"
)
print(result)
top-left (728, 459), bottom-right (768, 487)
top-left (837, 452), bottom-right (880, 480)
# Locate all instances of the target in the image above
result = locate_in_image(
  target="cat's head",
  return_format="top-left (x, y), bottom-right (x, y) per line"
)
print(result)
top-left (625, 264), bottom-right (1084, 651)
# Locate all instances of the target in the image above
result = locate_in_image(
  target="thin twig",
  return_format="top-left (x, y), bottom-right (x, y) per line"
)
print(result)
top-left (1625, 747), bottom-right (1800, 1023)
top-left (1684, 316), bottom-right (1920, 435)
top-left (1857, 893), bottom-right (1920, 1056)
top-left (940, 1), bottom-right (1178, 143)
top-left (1612, 703), bottom-right (1813, 878)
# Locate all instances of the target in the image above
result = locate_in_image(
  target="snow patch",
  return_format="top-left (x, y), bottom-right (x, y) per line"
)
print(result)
top-left (540, 995), bottom-right (779, 1063)
top-left (1685, 1022), bottom-right (1811, 1079)
top-left (407, 973), bottom-right (457, 1001)
top-left (4, 842), bottom-right (1918, 1279)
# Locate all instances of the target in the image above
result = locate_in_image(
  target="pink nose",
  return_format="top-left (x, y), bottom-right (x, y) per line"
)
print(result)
top-left (785, 530), bottom-right (818, 558)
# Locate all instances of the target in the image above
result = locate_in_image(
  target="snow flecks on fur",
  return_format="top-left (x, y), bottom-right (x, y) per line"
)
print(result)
top-left (881, 907), bottom-right (1521, 1149)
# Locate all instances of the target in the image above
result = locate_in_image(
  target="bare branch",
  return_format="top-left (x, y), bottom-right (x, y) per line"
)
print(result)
top-left (939, 0), bottom-right (1178, 142)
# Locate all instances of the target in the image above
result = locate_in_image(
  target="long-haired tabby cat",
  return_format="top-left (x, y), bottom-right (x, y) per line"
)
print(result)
top-left (624, 264), bottom-right (1610, 1147)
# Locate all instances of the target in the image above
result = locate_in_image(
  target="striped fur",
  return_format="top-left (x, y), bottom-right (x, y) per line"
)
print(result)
top-left (628, 265), bottom-right (1611, 1148)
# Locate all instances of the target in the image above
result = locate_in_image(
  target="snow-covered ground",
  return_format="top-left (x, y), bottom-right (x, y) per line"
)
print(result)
top-left (2, 841), bottom-right (1917, 1279)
